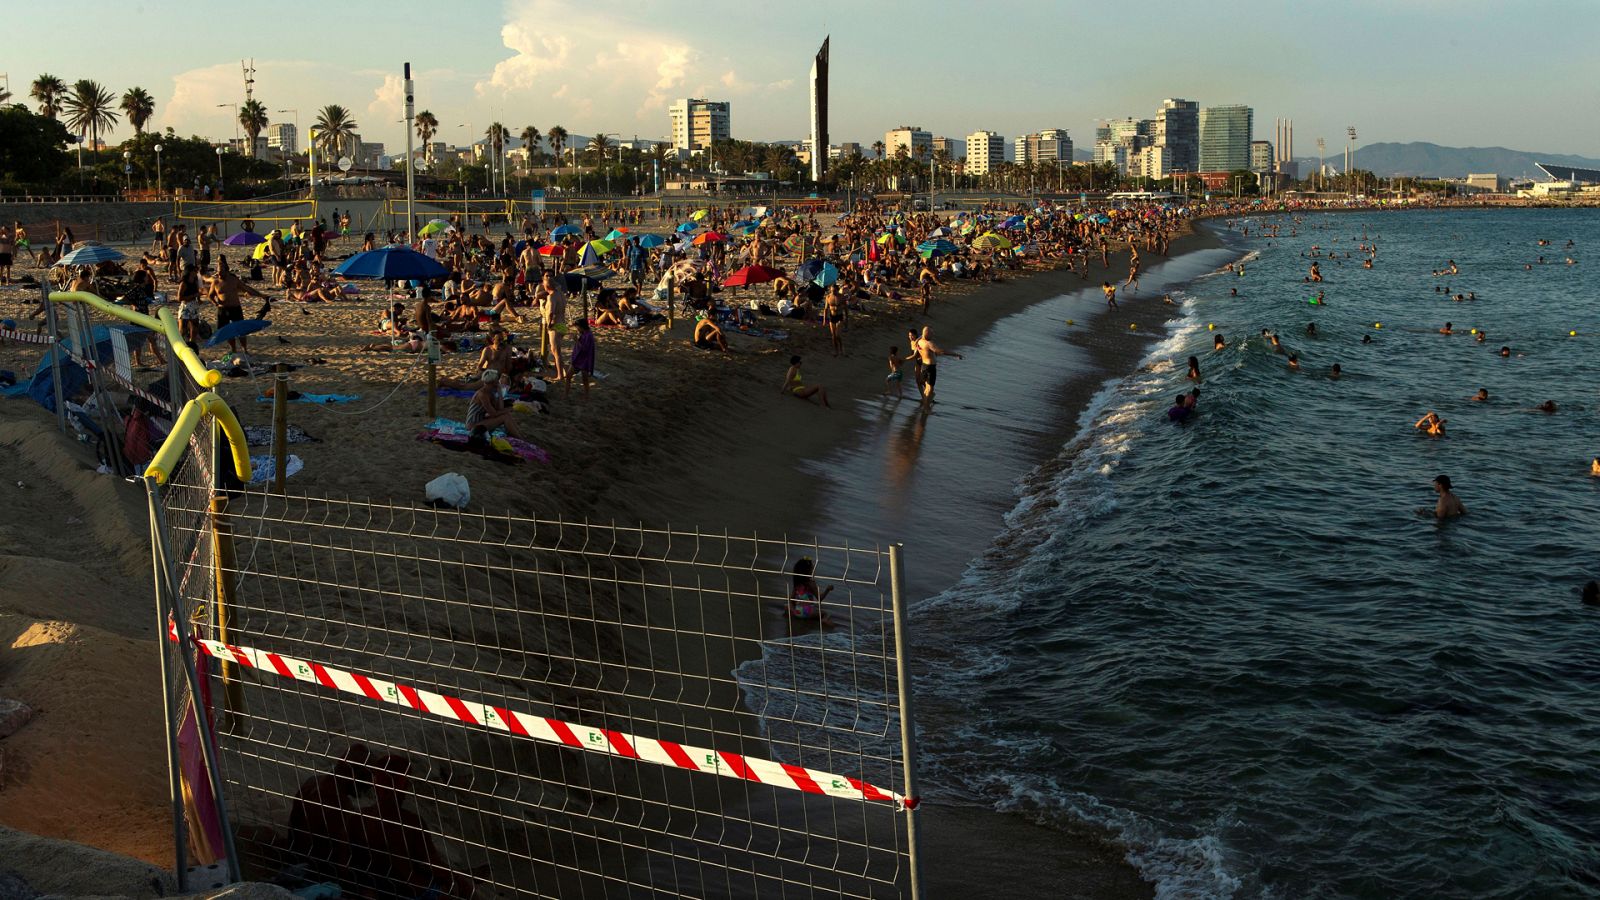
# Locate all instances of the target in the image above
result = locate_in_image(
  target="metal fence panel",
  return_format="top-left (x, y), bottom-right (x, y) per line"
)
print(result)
top-left (161, 488), bottom-right (919, 899)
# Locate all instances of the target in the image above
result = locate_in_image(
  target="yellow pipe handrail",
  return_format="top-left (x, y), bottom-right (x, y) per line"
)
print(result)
top-left (145, 392), bottom-right (250, 485)
top-left (47, 291), bottom-right (249, 484)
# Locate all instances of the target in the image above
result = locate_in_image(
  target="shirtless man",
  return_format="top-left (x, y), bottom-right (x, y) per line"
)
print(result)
top-left (917, 261), bottom-right (940, 315)
top-left (0, 225), bottom-right (14, 285)
top-left (532, 270), bottom-right (567, 380)
top-left (1101, 282), bottom-right (1117, 309)
top-left (1431, 474), bottom-right (1466, 519)
top-left (208, 265), bottom-right (270, 352)
top-left (911, 325), bottom-right (964, 404)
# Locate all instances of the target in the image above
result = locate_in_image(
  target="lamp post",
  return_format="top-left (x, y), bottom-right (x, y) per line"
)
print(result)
top-left (123, 150), bottom-right (132, 192)
top-left (154, 144), bottom-right (163, 197)
top-left (277, 108), bottom-right (299, 174)
top-left (216, 146), bottom-right (224, 181)
top-left (216, 103), bottom-right (240, 145)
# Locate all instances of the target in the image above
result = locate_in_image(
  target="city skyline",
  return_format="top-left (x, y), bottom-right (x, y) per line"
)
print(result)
top-left (4, 0), bottom-right (1598, 160)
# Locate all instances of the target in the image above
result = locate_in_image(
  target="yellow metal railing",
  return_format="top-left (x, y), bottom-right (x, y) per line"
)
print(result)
top-left (48, 291), bottom-right (250, 484)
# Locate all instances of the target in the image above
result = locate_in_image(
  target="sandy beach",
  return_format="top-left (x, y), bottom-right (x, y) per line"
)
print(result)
top-left (0, 213), bottom-right (1224, 897)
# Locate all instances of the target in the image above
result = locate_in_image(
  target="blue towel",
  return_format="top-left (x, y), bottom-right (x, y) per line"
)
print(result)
top-left (257, 393), bottom-right (360, 404)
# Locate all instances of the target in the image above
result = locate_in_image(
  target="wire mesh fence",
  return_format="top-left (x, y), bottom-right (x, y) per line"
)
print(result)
top-left (158, 486), bottom-right (921, 899)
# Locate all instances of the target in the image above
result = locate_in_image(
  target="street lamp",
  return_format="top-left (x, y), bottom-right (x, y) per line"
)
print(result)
top-left (154, 144), bottom-right (163, 197)
top-left (216, 146), bottom-right (224, 181)
top-left (123, 150), bottom-right (132, 192)
top-left (217, 103), bottom-right (240, 145)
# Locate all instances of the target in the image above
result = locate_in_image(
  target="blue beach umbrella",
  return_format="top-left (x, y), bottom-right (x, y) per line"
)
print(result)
top-left (205, 318), bottom-right (272, 347)
top-left (551, 224), bottom-right (582, 238)
top-left (917, 239), bottom-right (959, 257)
top-left (637, 234), bottom-right (666, 249)
top-left (334, 245), bottom-right (448, 280)
top-left (55, 244), bottom-right (126, 267)
top-left (676, 222), bottom-right (699, 233)
top-left (222, 231), bottom-right (266, 247)
top-left (795, 260), bottom-right (839, 288)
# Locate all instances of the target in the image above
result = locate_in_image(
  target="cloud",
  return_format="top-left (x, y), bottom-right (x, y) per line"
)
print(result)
top-left (160, 59), bottom-right (325, 138)
top-left (476, 0), bottom-right (791, 130)
top-left (368, 74), bottom-right (404, 123)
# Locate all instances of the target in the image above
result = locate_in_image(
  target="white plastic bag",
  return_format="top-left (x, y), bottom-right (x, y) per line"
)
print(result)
top-left (425, 472), bottom-right (470, 509)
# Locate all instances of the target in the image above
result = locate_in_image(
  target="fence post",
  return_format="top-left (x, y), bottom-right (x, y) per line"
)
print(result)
top-left (665, 273), bottom-right (675, 330)
top-left (271, 363), bottom-right (288, 493)
top-left (143, 479), bottom-right (190, 886)
top-left (41, 286), bottom-right (66, 434)
top-left (210, 494), bottom-right (244, 717)
top-left (888, 543), bottom-right (923, 900)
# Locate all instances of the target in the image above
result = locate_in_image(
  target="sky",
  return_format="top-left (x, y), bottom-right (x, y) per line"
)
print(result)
top-left (6, 0), bottom-right (1599, 159)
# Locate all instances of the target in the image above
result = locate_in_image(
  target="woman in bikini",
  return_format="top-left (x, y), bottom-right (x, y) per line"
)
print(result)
top-left (781, 355), bottom-right (830, 407)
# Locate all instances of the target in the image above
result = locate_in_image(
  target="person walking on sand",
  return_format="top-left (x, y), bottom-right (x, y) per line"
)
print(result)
top-left (568, 318), bottom-right (596, 398)
top-left (781, 355), bottom-right (829, 407)
top-left (207, 264), bottom-right (269, 353)
top-left (918, 259), bottom-right (940, 315)
top-left (912, 326), bottom-right (963, 404)
top-left (533, 270), bottom-right (568, 381)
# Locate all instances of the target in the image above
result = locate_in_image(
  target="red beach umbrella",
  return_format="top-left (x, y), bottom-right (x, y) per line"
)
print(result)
top-left (722, 264), bottom-right (784, 287)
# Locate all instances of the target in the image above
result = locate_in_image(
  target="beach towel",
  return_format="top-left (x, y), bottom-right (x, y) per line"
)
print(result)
top-left (728, 324), bottom-right (790, 341)
top-left (242, 424), bottom-right (320, 446)
top-left (420, 417), bottom-right (550, 464)
top-left (256, 393), bottom-right (360, 405)
top-left (247, 454), bottom-right (304, 484)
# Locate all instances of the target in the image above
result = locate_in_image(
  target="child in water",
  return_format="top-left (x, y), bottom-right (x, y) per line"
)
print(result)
top-left (789, 558), bottom-right (833, 624)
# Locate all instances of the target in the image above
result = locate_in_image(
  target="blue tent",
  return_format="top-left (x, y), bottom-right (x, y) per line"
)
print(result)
top-left (1, 326), bottom-right (115, 412)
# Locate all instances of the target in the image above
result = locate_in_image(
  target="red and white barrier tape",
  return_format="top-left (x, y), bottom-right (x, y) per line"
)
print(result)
top-left (0, 328), bottom-right (57, 345)
top-left (166, 626), bottom-right (915, 810)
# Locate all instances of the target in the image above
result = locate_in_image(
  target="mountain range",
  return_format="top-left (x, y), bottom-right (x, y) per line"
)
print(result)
top-left (1296, 142), bottom-right (1600, 179)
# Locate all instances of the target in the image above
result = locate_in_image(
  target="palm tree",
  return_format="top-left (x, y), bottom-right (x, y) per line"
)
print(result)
top-left (120, 87), bottom-right (155, 135)
top-left (414, 110), bottom-right (439, 165)
top-left (31, 75), bottom-right (67, 119)
top-left (519, 125), bottom-right (541, 168)
top-left (587, 133), bottom-right (614, 164)
top-left (547, 125), bottom-right (567, 170)
top-left (0, 86), bottom-right (9, 104)
top-left (63, 79), bottom-right (119, 162)
top-left (314, 104), bottom-right (358, 160)
top-left (872, 140), bottom-right (886, 160)
top-left (238, 100), bottom-right (268, 158)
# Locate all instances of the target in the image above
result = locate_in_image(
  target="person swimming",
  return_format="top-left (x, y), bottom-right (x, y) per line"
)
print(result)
top-left (1439, 322), bottom-right (1454, 335)
top-left (1305, 322), bottom-right (1318, 336)
top-left (1499, 346), bottom-right (1512, 358)
top-left (1415, 411), bottom-right (1446, 436)
top-left (1213, 334), bottom-right (1227, 350)
top-left (1471, 388), bottom-right (1488, 402)
top-left (1287, 354), bottom-right (1300, 371)
top-left (1187, 356), bottom-right (1201, 380)
top-left (1330, 363), bottom-right (1342, 379)
top-left (1535, 400), bottom-right (1558, 413)
top-left (1431, 474), bottom-right (1466, 519)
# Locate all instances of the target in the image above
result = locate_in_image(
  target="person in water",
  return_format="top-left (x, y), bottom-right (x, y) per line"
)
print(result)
top-left (1213, 334), bottom-right (1226, 350)
top-left (1167, 392), bottom-right (1195, 424)
top-left (1186, 356), bottom-right (1201, 380)
top-left (1431, 474), bottom-right (1466, 519)
top-left (1471, 388), bottom-right (1489, 402)
top-left (1439, 322), bottom-right (1454, 335)
top-left (1415, 411), bottom-right (1446, 436)
top-left (1535, 400), bottom-right (1558, 413)
top-left (788, 557), bottom-right (833, 623)
top-left (1590, 457), bottom-right (1600, 477)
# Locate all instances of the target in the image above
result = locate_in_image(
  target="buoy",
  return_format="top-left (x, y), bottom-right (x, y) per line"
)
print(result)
top-left (1470, 328), bottom-right (1477, 334)
top-left (1129, 323), bottom-right (1138, 330)
top-left (1374, 323), bottom-right (1383, 329)
top-left (1208, 323), bottom-right (1215, 331)
top-left (1570, 330), bottom-right (1578, 336)
top-left (1066, 319), bottom-right (1075, 326)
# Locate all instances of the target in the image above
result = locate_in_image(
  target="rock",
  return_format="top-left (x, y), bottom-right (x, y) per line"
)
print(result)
top-left (0, 871), bottom-right (38, 900)
top-left (0, 699), bottom-right (33, 740)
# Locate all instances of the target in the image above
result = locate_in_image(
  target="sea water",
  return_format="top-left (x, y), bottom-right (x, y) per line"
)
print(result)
top-left (912, 209), bottom-right (1600, 897)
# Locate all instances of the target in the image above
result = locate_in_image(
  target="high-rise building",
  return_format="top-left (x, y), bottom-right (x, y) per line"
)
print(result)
top-left (266, 123), bottom-right (298, 156)
top-left (229, 136), bottom-right (268, 157)
top-left (830, 141), bottom-right (863, 161)
top-left (1198, 105), bottom-right (1253, 172)
top-left (1093, 118), bottom-right (1152, 174)
top-left (1016, 129), bottom-right (1074, 165)
top-left (668, 98), bottom-right (731, 153)
top-left (809, 37), bottom-right (828, 181)
top-left (965, 130), bottom-right (1005, 176)
top-left (885, 126), bottom-right (932, 160)
top-left (931, 136), bottom-right (964, 161)
top-left (1250, 140), bottom-right (1274, 173)
top-left (1153, 98), bottom-right (1199, 178)
top-left (1274, 118), bottom-right (1297, 180)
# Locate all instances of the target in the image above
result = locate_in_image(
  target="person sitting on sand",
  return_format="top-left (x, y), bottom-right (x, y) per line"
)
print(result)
top-left (788, 557), bottom-right (833, 624)
top-left (1431, 474), bottom-right (1466, 519)
top-left (781, 354), bottom-right (829, 407)
top-left (693, 316), bottom-right (728, 352)
top-left (1415, 411), bottom-right (1446, 436)
top-left (466, 369), bottom-right (520, 438)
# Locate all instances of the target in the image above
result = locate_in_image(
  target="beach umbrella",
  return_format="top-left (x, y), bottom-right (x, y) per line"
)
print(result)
top-left (690, 208), bottom-right (710, 221)
top-left (670, 258), bottom-right (709, 279)
top-left (675, 221), bottom-right (699, 233)
top-left (418, 221), bottom-right (451, 236)
top-left (604, 228), bottom-right (629, 241)
top-left (926, 226), bottom-right (954, 239)
top-left (794, 259), bottom-right (839, 288)
top-left (222, 231), bottom-right (266, 247)
top-left (692, 231), bottom-right (727, 246)
top-left (537, 244), bottom-right (564, 257)
top-left (917, 239), bottom-right (959, 257)
top-left (204, 318), bottom-right (271, 348)
top-left (55, 244), bottom-right (126, 267)
top-left (742, 205), bottom-right (769, 220)
top-left (569, 265), bottom-right (615, 282)
top-left (1000, 216), bottom-right (1026, 230)
top-left (334, 245), bottom-right (449, 280)
top-left (637, 234), bottom-right (666, 249)
top-left (722, 264), bottom-right (784, 287)
top-left (580, 238), bottom-right (616, 256)
top-left (972, 233), bottom-right (1013, 251)
top-left (876, 233), bottom-right (906, 246)
top-left (551, 224), bottom-right (582, 237)
top-left (730, 222), bottom-right (759, 236)
top-left (783, 233), bottom-right (817, 256)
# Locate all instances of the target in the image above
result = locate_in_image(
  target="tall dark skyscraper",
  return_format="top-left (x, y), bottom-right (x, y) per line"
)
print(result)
top-left (810, 36), bottom-right (829, 182)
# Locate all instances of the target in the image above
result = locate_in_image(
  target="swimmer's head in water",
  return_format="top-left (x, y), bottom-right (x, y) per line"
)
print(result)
top-left (1434, 474), bottom-right (1453, 491)
top-left (1500, 346), bottom-right (1512, 357)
